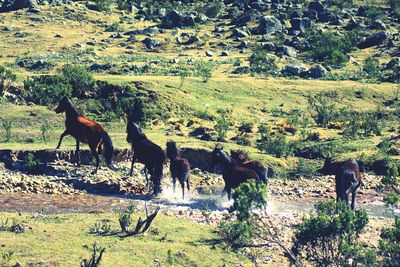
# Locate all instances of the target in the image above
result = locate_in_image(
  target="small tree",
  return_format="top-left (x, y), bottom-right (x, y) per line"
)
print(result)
top-left (214, 109), bottom-right (231, 141)
top-left (307, 91), bottom-right (340, 128)
top-left (196, 61), bottom-right (214, 83)
top-left (40, 119), bottom-right (52, 141)
top-left (1, 119), bottom-right (12, 142)
top-left (81, 243), bottom-right (105, 267)
top-left (292, 200), bottom-right (374, 266)
top-left (178, 69), bottom-right (190, 89)
top-left (59, 65), bottom-right (95, 98)
top-left (0, 65), bottom-right (16, 97)
top-left (249, 45), bottom-right (278, 76)
top-left (362, 56), bottom-right (381, 79)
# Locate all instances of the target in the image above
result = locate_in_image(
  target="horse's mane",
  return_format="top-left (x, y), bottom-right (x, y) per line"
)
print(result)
top-left (127, 122), bottom-right (147, 142)
top-left (64, 97), bottom-right (80, 116)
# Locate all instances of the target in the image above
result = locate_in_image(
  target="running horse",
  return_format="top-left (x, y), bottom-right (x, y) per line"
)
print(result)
top-left (212, 145), bottom-right (260, 200)
top-left (55, 96), bottom-right (116, 174)
top-left (230, 149), bottom-right (268, 183)
top-left (166, 141), bottom-right (190, 199)
top-left (126, 120), bottom-right (166, 196)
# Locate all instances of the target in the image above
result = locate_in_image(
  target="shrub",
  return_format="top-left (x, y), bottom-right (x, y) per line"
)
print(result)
top-left (166, 249), bottom-right (175, 265)
top-left (40, 119), bottom-right (52, 141)
top-left (89, 220), bottom-right (112, 235)
top-left (362, 56), bottom-right (381, 79)
top-left (117, 0), bottom-right (138, 12)
top-left (249, 45), bottom-right (278, 76)
top-left (0, 65), bottom-right (16, 97)
top-left (342, 111), bottom-right (383, 138)
top-left (289, 158), bottom-right (318, 179)
top-left (81, 243), bottom-right (105, 267)
top-left (96, 0), bottom-right (112, 12)
top-left (195, 61), bottom-right (214, 83)
top-left (24, 76), bottom-right (72, 106)
top-left (256, 133), bottom-right (295, 158)
top-left (204, 1), bottom-right (224, 18)
top-left (307, 91), bottom-right (340, 128)
top-left (1, 119), bottom-right (12, 142)
top-left (217, 180), bottom-right (267, 248)
top-left (59, 65), bottom-right (96, 98)
top-left (292, 200), bottom-right (374, 266)
top-left (306, 32), bottom-right (353, 68)
top-left (178, 69), bottom-right (189, 89)
top-left (326, 0), bottom-right (353, 9)
top-left (115, 204), bottom-right (135, 233)
top-left (379, 217), bottom-right (400, 266)
top-left (22, 153), bottom-right (41, 174)
top-left (214, 109), bottom-right (231, 141)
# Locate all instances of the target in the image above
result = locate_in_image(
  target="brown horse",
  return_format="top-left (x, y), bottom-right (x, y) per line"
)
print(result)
top-left (166, 141), bottom-right (190, 199)
top-left (55, 96), bottom-right (116, 174)
top-left (324, 158), bottom-right (363, 210)
top-left (212, 146), bottom-right (260, 200)
top-left (230, 150), bottom-right (268, 183)
top-left (126, 120), bottom-right (166, 196)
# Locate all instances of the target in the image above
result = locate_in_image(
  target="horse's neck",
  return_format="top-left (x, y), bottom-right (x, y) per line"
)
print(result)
top-left (65, 105), bottom-right (80, 119)
top-left (219, 154), bottom-right (232, 168)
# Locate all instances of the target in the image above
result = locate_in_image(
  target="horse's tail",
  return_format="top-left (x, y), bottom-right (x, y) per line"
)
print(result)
top-left (102, 132), bottom-right (116, 169)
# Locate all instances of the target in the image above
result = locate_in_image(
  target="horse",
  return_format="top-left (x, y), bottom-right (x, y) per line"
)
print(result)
top-left (230, 149), bottom-right (268, 183)
top-left (166, 141), bottom-right (190, 199)
top-left (211, 146), bottom-right (260, 200)
top-left (55, 96), bottom-right (116, 175)
top-left (323, 158), bottom-right (363, 210)
top-left (126, 121), bottom-right (166, 196)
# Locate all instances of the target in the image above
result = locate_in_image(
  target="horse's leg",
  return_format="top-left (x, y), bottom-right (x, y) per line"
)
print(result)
top-left (351, 183), bottom-right (361, 210)
top-left (181, 183), bottom-right (185, 200)
top-left (89, 145), bottom-right (100, 175)
top-left (56, 130), bottom-right (68, 149)
top-left (75, 140), bottom-right (81, 166)
top-left (129, 156), bottom-right (136, 176)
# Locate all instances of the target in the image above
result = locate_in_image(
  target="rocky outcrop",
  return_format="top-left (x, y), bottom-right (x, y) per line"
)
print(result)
top-left (0, 0), bottom-right (36, 13)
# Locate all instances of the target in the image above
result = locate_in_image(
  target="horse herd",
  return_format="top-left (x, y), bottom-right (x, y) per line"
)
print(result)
top-left (54, 97), bottom-right (363, 209)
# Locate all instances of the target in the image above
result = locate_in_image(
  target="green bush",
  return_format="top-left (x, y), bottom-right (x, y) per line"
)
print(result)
top-left (115, 204), bottom-right (135, 233)
top-left (292, 200), bottom-right (374, 266)
top-left (214, 109), bottom-right (231, 141)
top-left (362, 56), bottom-right (381, 79)
top-left (289, 158), bottom-right (318, 179)
top-left (24, 76), bottom-right (72, 106)
top-left (342, 111), bottom-right (383, 138)
top-left (59, 65), bottom-right (96, 98)
top-left (0, 65), bottom-right (16, 97)
top-left (249, 45), bottom-right (278, 76)
top-left (307, 91), bottom-right (340, 128)
top-left (379, 217), bottom-right (400, 267)
top-left (256, 133), bottom-right (296, 158)
top-left (96, 0), bottom-right (113, 12)
top-left (195, 61), bottom-right (214, 83)
top-left (306, 32), bottom-right (353, 68)
top-left (117, 0), bottom-right (138, 12)
top-left (22, 153), bottom-right (41, 174)
top-left (1, 119), bottom-right (12, 142)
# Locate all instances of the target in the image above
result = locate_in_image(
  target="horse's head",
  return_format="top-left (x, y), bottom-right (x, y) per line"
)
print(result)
top-left (211, 144), bottom-right (230, 165)
top-left (126, 121), bottom-right (144, 143)
top-left (230, 149), bottom-right (248, 163)
top-left (55, 96), bottom-right (72, 114)
top-left (166, 141), bottom-right (178, 159)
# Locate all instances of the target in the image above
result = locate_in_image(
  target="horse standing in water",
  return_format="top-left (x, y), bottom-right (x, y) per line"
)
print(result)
top-left (166, 141), bottom-right (190, 199)
top-left (334, 159), bottom-right (363, 210)
top-left (230, 149), bottom-right (268, 183)
top-left (212, 146), bottom-right (260, 200)
top-left (126, 121), bottom-right (166, 195)
top-left (55, 96), bottom-right (116, 174)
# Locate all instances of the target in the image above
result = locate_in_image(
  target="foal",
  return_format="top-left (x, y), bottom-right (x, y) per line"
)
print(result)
top-left (230, 150), bottom-right (268, 183)
top-left (55, 96), bottom-right (116, 174)
top-left (126, 121), bottom-right (166, 195)
top-left (212, 146), bottom-right (260, 200)
top-left (334, 159), bottom-right (363, 210)
top-left (166, 141), bottom-right (190, 199)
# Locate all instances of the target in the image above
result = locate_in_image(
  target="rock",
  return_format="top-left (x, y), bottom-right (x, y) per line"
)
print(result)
top-left (0, 0), bottom-right (36, 13)
top-left (221, 51), bottom-right (229, 56)
top-left (142, 37), bottom-right (160, 49)
top-left (257, 15), bottom-right (283, 35)
top-left (205, 50), bottom-right (213, 57)
top-left (281, 65), bottom-right (309, 78)
top-left (232, 27), bottom-right (250, 38)
top-left (160, 10), bottom-right (203, 29)
top-left (88, 63), bottom-right (111, 72)
top-left (176, 34), bottom-right (199, 45)
top-left (309, 64), bottom-right (328, 78)
top-left (281, 46), bottom-right (297, 57)
top-left (308, 1), bottom-right (325, 14)
top-left (358, 31), bottom-right (389, 49)
top-left (371, 20), bottom-right (386, 30)
top-left (290, 17), bottom-right (313, 33)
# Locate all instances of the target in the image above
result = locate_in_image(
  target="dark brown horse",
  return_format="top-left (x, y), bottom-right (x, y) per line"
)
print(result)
top-left (230, 149), bottom-right (268, 183)
top-left (212, 146), bottom-right (260, 200)
top-left (324, 158), bottom-right (363, 210)
top-left (55, 96), bottom-right (116, 174)
top-left (126, 121), bottom-right (166, 195)
top-left (166, 141), bottom-right (190, 199)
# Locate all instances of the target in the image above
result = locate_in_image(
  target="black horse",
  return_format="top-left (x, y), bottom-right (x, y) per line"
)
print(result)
top-left (335, 159), bottom-right (363, 210)
top-left (166, 141), bottom-right (190, 199)
top-left (212, 146), bottom-right (260, 200)
top-left (55, 96), bottom-right (116, 174)
top-left (126, 121), bottom-right (166, 195)
top-left (230, 149), bottom-right (268, 183)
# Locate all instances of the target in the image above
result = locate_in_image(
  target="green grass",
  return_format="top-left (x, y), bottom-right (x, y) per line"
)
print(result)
top-left (0, 212), bottom-right (247, 266)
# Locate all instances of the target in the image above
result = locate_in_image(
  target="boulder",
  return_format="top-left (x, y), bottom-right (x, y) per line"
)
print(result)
top-left (358, 31), bottom-right (389, 49)
top-left (290, 17), bottom-right (313, 32)
top-left (0, 0), bottom-right (36, 13)
top-left (142, 38), bottom-right (160, 49)
top-left (257, 15), bottom-right (283, 35)
top-left (160, 10), bottom-right (201, 29)
top-left (309, 64), bottom-right (328, 78)
top-left (281, 65), bottom-right (309, 78)
top-left (308, 1), bottom-right (325, 14)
